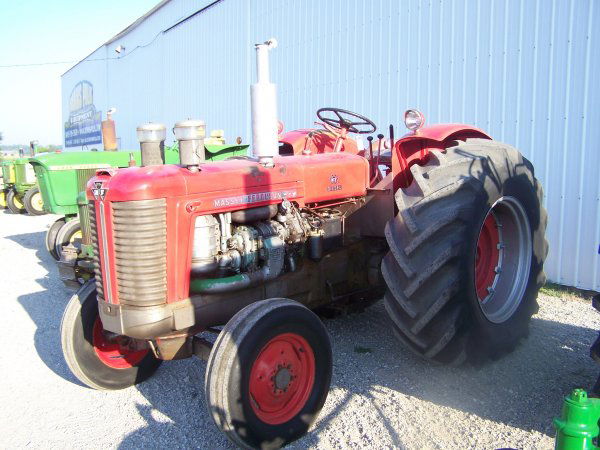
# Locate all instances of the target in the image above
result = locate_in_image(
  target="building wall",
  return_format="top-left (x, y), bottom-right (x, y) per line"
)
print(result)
top-left (61, 0), bottom-right (600, 291)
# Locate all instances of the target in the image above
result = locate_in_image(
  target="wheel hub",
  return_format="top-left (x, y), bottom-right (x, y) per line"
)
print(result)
top-left (249, 333), bottom-right (315, 425)
top-left (474, 197), bottom-right (532, 323)
top-left (92, 318), bottom-right (148, 369)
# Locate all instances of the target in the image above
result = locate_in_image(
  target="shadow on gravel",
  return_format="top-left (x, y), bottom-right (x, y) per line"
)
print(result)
top-left (116, 301), bottom-right (598, 447)
top-left (11, 230), bottom-right (78, 386)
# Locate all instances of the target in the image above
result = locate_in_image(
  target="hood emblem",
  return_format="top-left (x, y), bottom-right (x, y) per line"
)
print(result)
top-left (92, 181), bottom-right (108, 201)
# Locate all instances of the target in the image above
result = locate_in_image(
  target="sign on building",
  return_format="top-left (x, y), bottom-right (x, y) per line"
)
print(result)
top-left (64, 80), bottom-right (102, 147)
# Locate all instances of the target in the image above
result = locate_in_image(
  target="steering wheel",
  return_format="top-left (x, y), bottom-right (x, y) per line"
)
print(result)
top-left (316, 107), bottom-right (376, 135)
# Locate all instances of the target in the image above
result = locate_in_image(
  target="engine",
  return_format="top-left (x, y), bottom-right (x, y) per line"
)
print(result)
top-left (190, 200), bottom-right (336, 293)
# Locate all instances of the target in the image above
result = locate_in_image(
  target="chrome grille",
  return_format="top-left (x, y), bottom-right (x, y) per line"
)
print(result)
top-left (112, 199), bottom-right (167, 306)
top-left (89, 202), bottom-right (104, 301)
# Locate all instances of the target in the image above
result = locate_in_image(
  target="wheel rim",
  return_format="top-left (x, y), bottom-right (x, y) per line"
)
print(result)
top-left (474, 196), bottom-right (532, 323)
top-left (13, 195), bottom-right (24, 209)
top-left (249, 333), bottom-right (316, 425)
top-left (0, 191), bottom-right (6, 207)
top-left (92, 318), bottom-right (148, 369)
top-left (31, 192), bottom-right (44, 211)
top-left (70, 229), bottom-right (83, 249)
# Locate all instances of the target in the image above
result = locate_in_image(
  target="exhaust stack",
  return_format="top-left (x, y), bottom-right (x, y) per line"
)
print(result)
top-left (174, 119), bottom-right (206, 172)
top-left (251, 38), bottom-right (278, 167)
top-left (136, 123), bottom-right (166, 167)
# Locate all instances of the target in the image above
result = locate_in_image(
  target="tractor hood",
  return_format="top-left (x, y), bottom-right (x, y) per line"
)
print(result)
top-left (87, 153), bottom-right (369, 215)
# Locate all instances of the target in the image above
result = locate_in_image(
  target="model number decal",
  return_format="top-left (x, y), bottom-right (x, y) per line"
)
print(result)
top-left (213, 190), bottom-right (297, 208)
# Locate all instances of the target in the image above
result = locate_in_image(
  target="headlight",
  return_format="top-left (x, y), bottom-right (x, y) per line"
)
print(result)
top-left (136, 123), bottom-right (166, 143)
top-left (404, 109), bottom-right (425, 131)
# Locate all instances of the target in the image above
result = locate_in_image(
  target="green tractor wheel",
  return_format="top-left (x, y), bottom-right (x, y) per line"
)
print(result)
top-left (46, 217), bottom-right (67, 260)
top-left (23, 187), bottom-right (46, 216)
top-left (6, 189), bottom-right (25, 214)
top-left (55, 219), bottom-right (82, 259)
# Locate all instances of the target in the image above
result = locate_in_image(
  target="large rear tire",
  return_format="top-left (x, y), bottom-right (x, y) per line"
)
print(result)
top-left (61, 280), bottom-right (162, 390)
top-left (6, 189), bottom-right (25, 214)
top-left (23, 186), bottom-right (46, 215)
top-left (206, 298), bottom-right (332, 449)
top-left (382, 138), bottom-right (548, 364)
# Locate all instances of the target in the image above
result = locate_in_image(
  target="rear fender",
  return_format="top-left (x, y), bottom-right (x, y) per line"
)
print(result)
top-left (391, 124), bottom-right (491, 191)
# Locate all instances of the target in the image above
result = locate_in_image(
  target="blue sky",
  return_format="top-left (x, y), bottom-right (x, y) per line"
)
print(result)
top-left (0, 0), bottom-right (160, 145)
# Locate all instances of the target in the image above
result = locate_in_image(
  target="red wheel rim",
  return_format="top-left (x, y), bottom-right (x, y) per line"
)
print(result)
top-left (475, 213), bottom-right (500, 301)
top-left (92, 318), bottom-right (148, 369)
top-left (248, 333), bottom-right (316, 425)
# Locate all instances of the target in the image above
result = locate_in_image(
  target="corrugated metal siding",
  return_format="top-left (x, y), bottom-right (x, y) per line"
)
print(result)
top-left (61, 0), bottom-right (600, 291)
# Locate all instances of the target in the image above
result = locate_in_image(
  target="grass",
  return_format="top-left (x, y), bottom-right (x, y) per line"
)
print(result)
top-left (539, 282), bottom-right (597, 301)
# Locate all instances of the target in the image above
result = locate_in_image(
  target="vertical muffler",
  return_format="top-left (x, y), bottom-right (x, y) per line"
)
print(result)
top-left (251, 38), bottom-right (278, 167)
top-left (102, 109), bottom-right (118, 151)
top-left (174, 120), bottom-right (206, 172)
top-left (136, 123), bottom-right (166, 167)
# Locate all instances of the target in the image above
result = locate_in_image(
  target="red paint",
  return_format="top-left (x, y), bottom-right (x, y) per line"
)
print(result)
top-left (391, 124), bottom-right (491, 190)
top-left (248, 333), bottom-right (315, 425)
top-left (475, 213), bottom-right (500, 301)
top-left (279, 129), bottom-right (359, 155)
top-left (88, 153), bottom-right (369, 304)
top-left (92, 318), bottom-right (148, 368)
top-left (88, 122), bottom-right (491, 307)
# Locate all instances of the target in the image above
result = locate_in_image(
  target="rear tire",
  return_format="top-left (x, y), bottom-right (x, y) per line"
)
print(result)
top-left (46, 217), bottom-right (66, 260)
top-left (6, 189), bottom-right (25, 214)
top-left (382, 139), bottom-right (548, 364)
top-left (55, 218), bottom-right (82, 258)
top-left (206, 298), bottom-right (332, 449)
top-left (23, 186), bottom-right (46, 215)
top-left (61, 280), bottom-right (162, 390)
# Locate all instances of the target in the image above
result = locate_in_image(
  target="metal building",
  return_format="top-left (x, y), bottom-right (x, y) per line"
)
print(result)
top-left (61, 0), bottom-right (600, 291)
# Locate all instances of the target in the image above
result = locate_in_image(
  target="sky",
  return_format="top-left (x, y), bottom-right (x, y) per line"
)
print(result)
top-left (0, 0), bottom-right (160, 146)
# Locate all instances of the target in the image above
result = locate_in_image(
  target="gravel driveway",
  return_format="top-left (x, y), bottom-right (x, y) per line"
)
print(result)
top-left (1, 210), bottom-right (599, 449)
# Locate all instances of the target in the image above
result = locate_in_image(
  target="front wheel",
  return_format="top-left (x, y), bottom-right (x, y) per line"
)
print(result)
top-left (55, 218), bottom-right (82, 259)
top-left (6, 189), bottom-right (25, 214)
top-left (23, 186), bottom-right (46, 215)
top-left (205, 298), bottom-right (332, 449)
top-left (382, 139), bottom-right (548, 364)
top-left (46, 217), bottom-right (66, 260)
top-left (60, 280), bottom-right (162, 390)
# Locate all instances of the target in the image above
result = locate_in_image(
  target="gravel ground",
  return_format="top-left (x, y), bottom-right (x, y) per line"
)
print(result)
top-left (1, 210), bottom-right (599, 450)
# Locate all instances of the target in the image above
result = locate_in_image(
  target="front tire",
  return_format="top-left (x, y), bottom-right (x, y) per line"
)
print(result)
top-left (23, 186), bottom-right (46, 215)
top-left (6, 189), bottom-right (25, 214)
top-left (46, 217), bottom-right (66, 260)
top-left (206, 298), bottom-right (332, 449)
top-left (55, 218), bottom-right (82, 258)
top-left (60, 280), bottom-right (162, 390)
top-left (382, 138), bottom-right (548, 364)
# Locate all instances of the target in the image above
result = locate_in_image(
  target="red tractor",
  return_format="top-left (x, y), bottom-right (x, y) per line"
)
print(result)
top-left (61, 39), bottom-right (547, 448)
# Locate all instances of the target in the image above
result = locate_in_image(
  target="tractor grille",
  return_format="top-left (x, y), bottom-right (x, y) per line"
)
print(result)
top-left (15, 164), bottom-right (26, 183)
top-left (76, 168), bottom-right (99, 193)
top-left (76, 169), bottom-right (99, 247)
top-left (112, 199), bottom-right (167, 307)
top-left (89, 202), bottom-right (104, 301)
top-left (79, 201), bottom-right (92, 246)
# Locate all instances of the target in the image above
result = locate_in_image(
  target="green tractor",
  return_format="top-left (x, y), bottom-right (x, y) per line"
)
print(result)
top-left (31, 133), bottom-right (248, 288)
top-left (12, 154), bottom-right (48, 215)
top-left (0, 158), bottom-right (17, 209)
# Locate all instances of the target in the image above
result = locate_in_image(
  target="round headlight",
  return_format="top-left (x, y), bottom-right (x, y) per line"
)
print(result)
top-left (404, 109), bottom-right (425, 131)
top-left (173, 119), bottom-right (206, 141)
top-left (136, 123), bottom-right (166, 143)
